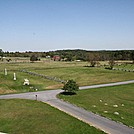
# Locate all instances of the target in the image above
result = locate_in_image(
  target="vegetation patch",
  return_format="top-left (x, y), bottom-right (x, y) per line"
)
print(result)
top-left (0, 88), bottom-right (16, 94)
top-left (46, 84), bottom-right (63, 89)
top-left (0, 99), bottom-right (104, 134)
top-left (58, 83), bottom-right (134, 127)
top-left (62, 79), bottom-right (79, 94)
top-left (0, 61), bottom-right (134, 94)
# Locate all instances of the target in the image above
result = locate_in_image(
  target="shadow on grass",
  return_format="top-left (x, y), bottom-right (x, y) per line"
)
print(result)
top-left (60, 92), bottom-right (76, 96)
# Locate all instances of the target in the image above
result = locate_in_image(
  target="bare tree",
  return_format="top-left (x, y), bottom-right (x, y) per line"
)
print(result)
top-left (108, 54), bottom-right (115, 69)
top-left (109, 59), bottom-right (115, 69)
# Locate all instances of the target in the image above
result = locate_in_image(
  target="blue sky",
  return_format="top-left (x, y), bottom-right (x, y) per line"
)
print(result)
top-left (0, 0), bottom-right (134, 52)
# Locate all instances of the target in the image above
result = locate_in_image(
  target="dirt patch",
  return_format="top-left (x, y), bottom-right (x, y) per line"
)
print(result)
top-left (46, 84), bottom-right (63, 89)
top-left (0, 88), bottom-right (16, 94)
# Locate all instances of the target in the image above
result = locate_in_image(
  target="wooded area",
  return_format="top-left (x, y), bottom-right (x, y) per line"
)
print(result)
top-left (0, 49), bottom-right (134, 62)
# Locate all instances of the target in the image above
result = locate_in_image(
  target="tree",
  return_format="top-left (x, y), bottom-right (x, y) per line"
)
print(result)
top-left (108, 54), bottom-right (115, 69)
top-left (130, 51), bottom-right (134, 63)
top-left (62, 80), bottom-right (79, 93)
top-left (30, 55), bottom-right (38, 62)
top-left (0, 49), bottom-right (3, 56)
top-left (109, 59), bottom-right (115, 69)
top-left (87, 53), bottom-right (99, 67)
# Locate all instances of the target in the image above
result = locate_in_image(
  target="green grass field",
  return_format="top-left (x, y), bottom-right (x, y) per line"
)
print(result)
top-left (0, 99), bottom-right (104, 134)
top-left (114, 63), bottom-right (134, 70)
top-left (58, 83), bottom-right (134, 127)
top-left (0, 60), bottom-right (134, 133)
top-left (0, 61), bottom-right (134, 94)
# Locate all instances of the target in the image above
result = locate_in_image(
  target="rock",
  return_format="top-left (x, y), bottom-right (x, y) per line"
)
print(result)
top-left (113, 105), bottom-right (118, 107)
top-left (104, 103), bottom-right (108, 105)
top-left (114, 112), bottom-right (119, 115)
top-left (92, 105), bottom-right (96, 107)
top-left (121, 104), bottom-right (124, 106)
top-left (100, 100), bottom-right (102, 102)
top-left (104, 111), bottom-right (108, 113)
top-left (121, 117), bottom-right (124, 119)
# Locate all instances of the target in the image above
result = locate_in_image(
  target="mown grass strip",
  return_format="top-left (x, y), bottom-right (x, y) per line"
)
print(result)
top-left (0, 99), bottom-right (104, 134)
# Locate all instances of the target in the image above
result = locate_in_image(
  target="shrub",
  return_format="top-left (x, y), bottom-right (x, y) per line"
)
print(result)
top-left (62, 80), bottom-right (79, 94)
top-left (30, 55), bottom-right (38, 62)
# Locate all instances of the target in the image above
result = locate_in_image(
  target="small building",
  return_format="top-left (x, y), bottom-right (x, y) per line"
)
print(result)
top-left (52, 55), bottom-right (60, 61)
top-left (46, 55), bottom-right (51, 59)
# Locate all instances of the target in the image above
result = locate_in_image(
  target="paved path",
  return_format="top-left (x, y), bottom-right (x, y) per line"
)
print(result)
top-left (79, 80), bottom-right (134, 90)
top-left (0, 80), bottom-right (134, 134)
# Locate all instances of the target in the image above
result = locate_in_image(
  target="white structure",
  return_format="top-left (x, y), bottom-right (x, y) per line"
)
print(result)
top-left (5, 68), bottom-right (7, 75)
top-left (13, 73), bottom-right (16, 80)
top-left (23, 79), bottom-right (29, 85)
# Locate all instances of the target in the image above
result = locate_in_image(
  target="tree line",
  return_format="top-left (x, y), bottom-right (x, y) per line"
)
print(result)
top-left (1, 49), bottom-right (134, 62)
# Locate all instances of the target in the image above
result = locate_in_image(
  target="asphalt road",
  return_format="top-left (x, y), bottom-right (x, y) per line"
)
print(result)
top-left (0, 80), bottom-right (134, 134)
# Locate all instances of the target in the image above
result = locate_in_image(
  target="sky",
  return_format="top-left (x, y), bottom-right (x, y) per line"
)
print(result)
top-left (0, 0), bottom-right (134, 52)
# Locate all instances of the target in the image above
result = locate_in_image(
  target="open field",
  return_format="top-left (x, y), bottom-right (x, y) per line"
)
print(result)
top-left (0, 99), bottom-right (104, 134)
top-left (58, 83), bottom-right (134, 127)
top-left (114, 63), bottom-right (134, 71)
top-left (0, 61), bottom-right (134, 94)
top-left (0, 60), bottom-right (134, 133)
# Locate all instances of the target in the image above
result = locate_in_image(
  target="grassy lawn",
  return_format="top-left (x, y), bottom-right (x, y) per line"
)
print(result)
top-left (0, 61), bottom-right (134, 94)
top-left (0, 99), bottom-right (104, 134)
top-left (33, 66), bottom-right (134, 86)
top-left (0, 70), bottom-right (61, 94)
top-left (58, 83), bottom-right (134, 127)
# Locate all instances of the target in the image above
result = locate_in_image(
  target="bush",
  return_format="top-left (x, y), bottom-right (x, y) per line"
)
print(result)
top-left (30, 55), bottom-right (38, 62)
top-left (62, 80), bottom-right (79, 94)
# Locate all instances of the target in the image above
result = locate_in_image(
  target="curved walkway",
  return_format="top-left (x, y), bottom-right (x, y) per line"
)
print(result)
top-left (0, 80), bottom-right (134, 134)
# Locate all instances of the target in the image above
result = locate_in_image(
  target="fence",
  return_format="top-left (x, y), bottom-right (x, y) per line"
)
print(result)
top-left (19, 69), bottom-right (66, 83)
